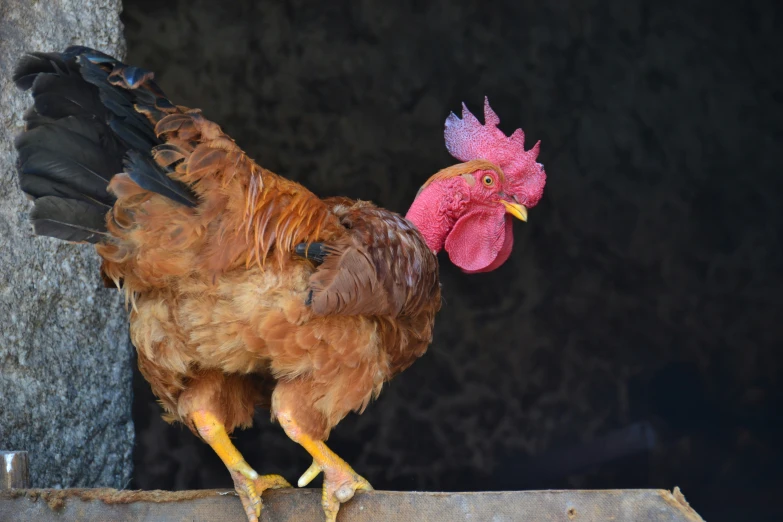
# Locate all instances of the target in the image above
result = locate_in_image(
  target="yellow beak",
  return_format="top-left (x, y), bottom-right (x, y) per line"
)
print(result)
top-left (501, 200), bottom-right (528, 222)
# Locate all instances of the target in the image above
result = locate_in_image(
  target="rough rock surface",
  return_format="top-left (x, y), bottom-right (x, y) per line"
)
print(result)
top-left (0, 0), bottom-right (133, 488)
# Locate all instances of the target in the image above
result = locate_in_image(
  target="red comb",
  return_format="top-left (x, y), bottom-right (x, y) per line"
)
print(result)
top-left (444, 97), bottom-right (541, 182)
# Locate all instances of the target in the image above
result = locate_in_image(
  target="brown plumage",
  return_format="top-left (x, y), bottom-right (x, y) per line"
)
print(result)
top-left (14, 47), bottom-right (546, 522)
top-left (97, 108), bottom-right (440, 438)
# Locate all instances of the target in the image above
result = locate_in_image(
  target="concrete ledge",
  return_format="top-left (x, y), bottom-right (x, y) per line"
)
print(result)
top-left (0, 487), bottom-right (704, 521)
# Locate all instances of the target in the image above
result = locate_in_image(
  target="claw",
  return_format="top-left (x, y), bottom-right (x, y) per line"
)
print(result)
top-left (236, 461), bottom-right (259, 480)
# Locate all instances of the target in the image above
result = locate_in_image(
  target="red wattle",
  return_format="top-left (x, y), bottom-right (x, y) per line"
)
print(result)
top-left (461, 215), bottom-right (514, 273)
top-left (444, 205), bottom-right (508, 272)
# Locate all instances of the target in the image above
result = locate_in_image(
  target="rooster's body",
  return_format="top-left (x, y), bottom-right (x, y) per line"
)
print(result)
top-left (102, 112), bottom-right (440, 440)
top-left (12, 47), bottom-right (545, 521)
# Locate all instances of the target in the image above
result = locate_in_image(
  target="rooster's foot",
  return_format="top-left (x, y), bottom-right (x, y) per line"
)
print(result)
top-left (231, 467), bottom-right (291, 522)
top-left (298, 458), bottom-right (373, 522)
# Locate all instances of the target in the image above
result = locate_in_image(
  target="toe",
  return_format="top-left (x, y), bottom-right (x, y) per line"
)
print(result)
top-left (236, 486), bottom-right (261, 522)
top-left (355, 475), bottom-right (373, 491)
top-left (321, 490), bottom-right (341, 522)
top-left (256, 473), bottom-right (292, 491)
top-left (335, 484), bottom-right (355, 503)
top-left (320, 470), bottom-right (372, 521)
top-left (298, 460), bottom-right (322, 487)
top-left (231, 469), bottom-right (262, 521)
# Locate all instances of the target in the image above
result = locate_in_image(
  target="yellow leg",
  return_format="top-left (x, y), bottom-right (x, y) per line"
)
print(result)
top-left (191, 410), bottom-right (291, 522)
top-left (276, 411), bottom-right (372, 522)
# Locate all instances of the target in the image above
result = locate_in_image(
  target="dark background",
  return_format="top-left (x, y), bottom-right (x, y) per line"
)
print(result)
top-left (121, 1), bottom-right (782, 520)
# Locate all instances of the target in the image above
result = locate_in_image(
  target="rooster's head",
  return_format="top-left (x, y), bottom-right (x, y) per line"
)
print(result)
top-left (406, 97), bottom-right (546, 273)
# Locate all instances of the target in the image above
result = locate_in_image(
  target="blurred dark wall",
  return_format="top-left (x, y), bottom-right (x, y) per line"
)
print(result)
top-left (122, 1), bottom-right (782, 520)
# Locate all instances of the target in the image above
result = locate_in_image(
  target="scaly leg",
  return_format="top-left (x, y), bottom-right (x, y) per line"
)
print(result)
top-left (190, 410), bottom-right (291, 522)
top-left (277, 410), bottom-right (372, 522)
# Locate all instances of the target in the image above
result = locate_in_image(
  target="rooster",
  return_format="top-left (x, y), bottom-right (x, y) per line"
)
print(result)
top-left (12, 46), bottom-right (546, 522)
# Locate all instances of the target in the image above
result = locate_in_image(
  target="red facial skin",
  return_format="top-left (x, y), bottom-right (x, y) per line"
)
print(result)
top-left (405, 167), bottom-right (534, 273)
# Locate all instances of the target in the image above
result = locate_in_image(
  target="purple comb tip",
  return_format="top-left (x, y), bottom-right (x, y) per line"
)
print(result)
top-left (444, 97), bottom-right (541, 183)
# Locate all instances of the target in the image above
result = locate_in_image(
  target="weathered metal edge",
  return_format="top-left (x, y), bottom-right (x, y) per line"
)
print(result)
top-left (0, 487), bottom-right (706, 521)
top-left (0, 451), bottom-right (30, 490)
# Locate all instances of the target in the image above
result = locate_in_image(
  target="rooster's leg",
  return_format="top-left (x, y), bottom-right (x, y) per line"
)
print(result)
top-left (276, 410), bottom-right (373, 522)
top-left (190, 410), bottom-right (291, 522)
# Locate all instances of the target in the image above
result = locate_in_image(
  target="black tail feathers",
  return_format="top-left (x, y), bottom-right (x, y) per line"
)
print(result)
top-left (13, 46), bottom-right (196, 244)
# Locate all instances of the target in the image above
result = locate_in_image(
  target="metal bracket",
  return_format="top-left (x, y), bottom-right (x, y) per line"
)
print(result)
top-left (0, 451), bottom-right (30, 490)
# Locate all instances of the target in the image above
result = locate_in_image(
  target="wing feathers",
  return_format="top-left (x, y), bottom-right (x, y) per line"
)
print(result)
top-left (305, 202), bottom-right (440, 318)
top-left (30, 196), bottom-right (108, 243)
top-left (123, 151), bottom-right (198, 207)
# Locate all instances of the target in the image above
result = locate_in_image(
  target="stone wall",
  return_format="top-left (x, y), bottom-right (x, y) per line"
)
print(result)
top-left (0, 0), bottom-right (133, 488)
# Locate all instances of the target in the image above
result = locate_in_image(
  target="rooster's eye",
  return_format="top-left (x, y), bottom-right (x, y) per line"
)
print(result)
top-left (482, 175), bottom-right (494, 187)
